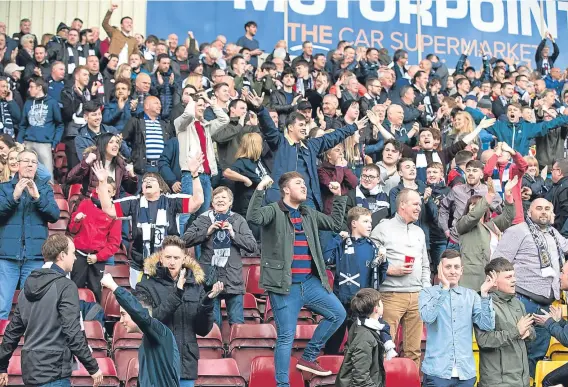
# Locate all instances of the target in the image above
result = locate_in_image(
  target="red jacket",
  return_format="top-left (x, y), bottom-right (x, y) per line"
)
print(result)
top-left (317, 160), bottom-right (358, 215)
top-left (483, 152), bottom-right (528, 225)
top-left (68, 198), bottom-right (121, 262)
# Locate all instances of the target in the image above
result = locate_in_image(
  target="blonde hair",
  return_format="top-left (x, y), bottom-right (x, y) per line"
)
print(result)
top-left (115, 63), bottom-right (132, 81)
top-left (524, 155), bottom-right (539, 169)
top-left (0, 155), bottom-right (8, 183)
top-left (343, 134), bottom-right (361, 165)
top-left (452, 111), bottom-right (475, 135)
top-left (184, 74), bottom-right (203, 91)
top-left (234, 133), bottom-right (263, 161)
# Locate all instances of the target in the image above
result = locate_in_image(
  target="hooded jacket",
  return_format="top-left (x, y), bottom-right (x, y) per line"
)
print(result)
top-left (0, 267), bottom-right (99, 385)
top-left (546, 175), bottom-right (568, 237)
top-left (18, 95), bottom-right (64, 147)
top-left (135, 254), bottom-right (214, 380)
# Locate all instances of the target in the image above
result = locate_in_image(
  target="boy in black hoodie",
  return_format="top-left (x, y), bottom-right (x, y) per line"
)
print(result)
top-left (426, 162), bottom-right (450, 273)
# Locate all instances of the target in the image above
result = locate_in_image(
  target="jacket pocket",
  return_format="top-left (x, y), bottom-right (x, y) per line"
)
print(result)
top-left (21, 348), bottom-right (70, 384)
top-left (261, 259), bottom-right (284, 288)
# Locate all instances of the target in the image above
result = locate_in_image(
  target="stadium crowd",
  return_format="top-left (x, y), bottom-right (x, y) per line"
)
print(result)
top-left (0, 5), bottom-right (568, 387)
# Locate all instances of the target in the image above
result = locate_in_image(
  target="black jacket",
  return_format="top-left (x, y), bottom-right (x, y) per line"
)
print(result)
top-left (22, 60), bottom-right (51, 85)
top-left (269, 89), bottom-right (299, 129)
top-left (0, 266), bottom-right (99, 385)
top-left (546, 176), bottom-right (568, 237)
top-left (60, 86), bottom-right (101, 137)
top-left (135, 255), bottom-right (214, 380)
top-left (122, 116), bottom-right (175, 174)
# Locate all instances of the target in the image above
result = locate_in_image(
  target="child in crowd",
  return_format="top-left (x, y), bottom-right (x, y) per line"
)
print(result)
top-left (426, 162), bottom-right (450, 272)
top-left (335, 288), bottom-right (389, 387)
top-left (323, 207), bottom-right (394, 357)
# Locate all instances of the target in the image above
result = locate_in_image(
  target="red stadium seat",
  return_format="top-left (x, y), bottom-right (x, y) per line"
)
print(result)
top-left (114, 245), bottom-right (129, 264)
top-left (102, 288), bottom-right (121, 320)
top-left (308, 355), bottom-right (344, 387)
top-left (396, 324), bottom-right (427, 355)
top-left (384, 357), bottom-right (421, 387)
top-left (124, 356), bottom-right (139, 387)
top-left (241, 265), bottom-right (249, 289)
top-left (48, 218), bottom-right (69, 236)
top-left (112, 321), bottom-right (142, 351)
top-left (7, 355), bottom-right (23, 386)
top-left (52, 184), bottom-right (64, 199)
top-left (243, 292), bottom-right (261, 323)
top-left (248, 356), bottom-right (304, 387)
top-left (265, 298), bottom-right (314, 325)
top-left (195, 358), bottom-right (246, 386)
top-left (68, 184), bottom-right (83, 211)
top-left (71, 357), bottom-right (119, 386)
top-left (228, 323), bottom-right (277, 381)
top-left (78, 288), bottom-right (96, 303)
top-left (245, 265), bottom-right (265, 299)
top-left (56, 198), bottom-right (70, 218)
top-left (292, 324), bottom-right (319, 359)
top-left (105, 265), bottom-right (130, 287)
top-left (114, 349), bottom-right (139, 383)
top-left (197, 323), bottom-right (224, 359)
top-left (83, 321), bottom-right (107, 358)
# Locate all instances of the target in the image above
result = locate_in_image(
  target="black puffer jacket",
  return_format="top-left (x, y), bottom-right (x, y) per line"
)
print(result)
top-left (135, 254), bottom-right (214, 380)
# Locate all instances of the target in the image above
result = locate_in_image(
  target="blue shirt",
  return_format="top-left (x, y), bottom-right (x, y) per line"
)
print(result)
top-left (236, 36), bottom-right (260, 68)
top-left (419, 284), bottom-right (495, 380)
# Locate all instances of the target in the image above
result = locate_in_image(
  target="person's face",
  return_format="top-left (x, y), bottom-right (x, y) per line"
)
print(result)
top-left (344, 48), bottom-right (355, 63)
top-left (121, 17), bottom-right (133, 33)
top-left (481, 82), bottom-right (491, 94)
top-left (416, 73), bottom-right (429, 88)
top-left (503, 84), bottom-right (514, 98)
top-left (522, 108), bottom-right (535, 123)
top-left (398, 52), bottom-right (408, 65)
top-left (142, 175), bottom-right (161, 196)
top-left (8, 151), bottom-right (19, 173)
top-left (404, 88), bottom-right (416, 103)
top-left (52, 64), bottom-right (66, 81)
top-left (314, 55), bottom-right (326, 69)
top-left (288, 117), bottom-right (307, 141)
top-left (156, 44), bottom-right (168, 56)
top-left (441, 257), bottom-right (463, 287)
top-left (453, 114), bottom-right (466, 131)
top-left (160, 245), bottom-right (184, 279)
top-left (426, 167), bottom-right (443, 184)
top-left (530, 199), bottom-right (553, 226)
top-left (458, 79), bottom-right (471, 93)
top-left (388, 106), bottom-right (404, 126)
top-left (367, 49), bottom-right (379, 63)
top-left (181, 88), bottom-right (194, 104)
top-left (269, 111), bottom-right (279, 127)
top-left (212, 191), bottom-right (233, 213)
top-left (158, 58), bottom-right (171, 73)
top-left (272, 57), bottom-right (284, 71)
top-left (494, 69), bottom-right (505, 82)
top-left (214, 85), bottom-right (229, 103)
top-left (246, 24), bottom-right (257, 36)
top-left (360, 168), bottom-right (380, 191)
top-left (71, 19), bottom-right (82, 30)
top-left (68, 30), bottom-right (79, 45)
top-left (495, 269), bottom-right (516, 294)
top-left (282, 73), bottom-right (295, 88)
top-left (561, 263), bottom-right (568, 291)
top-left (399, 160), bottom-right (416, 181)
top-left (346, 103), bottom-right (359, 120)
top-left (545, 91), bottom-right (557, 106)
top-left (303, 43), bottom-right (313, 56)
top-left (327, 144), bottom-right (344, 165)
top-left (382, 143), bottom-right (401, 166)
top-left (58, 239), bottom-right (77, 272)
top-left (147, 98), bottom-right (162, 116)
top-left (241, 50), bottom-right (251, 62)
top-left (235, 58), bottom-right (246, 74)
top-left (76, 69), bottom-right (89, 87)
top-left (351, 215), bottom-right (373, 238)
top-left (400, 191), bottom-right (422, 222)
top-left (34, 47), bottom-right (46, 63)
top-left (295, 64), bottom-right (308, 78)
top-left (18, 152), bottom-right (38, 178)
top-left (347, 77), bottom-right (359, 93)
top-left (465, 165), bottom-right (482, 185)
top-left (552, 162), bottom-right (564, 183)
top-left (107, 56), bottom-right (119, 71)
top-left (28, 82), bottom-right (42, 98)
top-left (526, 160), bottom-right (538, 177)
top-left (176, 46), bottom-right (188, 61)
top-left (87, 56), bottom-right (99, 73)
top-left (230, 100), bottom-right (248, 118)
top-left (419, 131), bottom-right (434, 150)
top-left (284, 177), bottom-right (307, 202)
top-left (85, 109), bottom-right (102, 129)
top-left (322, 97), bottom-right (337, 115)
top-left (536, 80), bottom-right (546, 94)
top-left (119, 66), bottom-right (131, 79)
top-left (507, 105), bottom-right (521, 123)
top-left (0, 34), bottom-right (5, 50)
top-left (211, 70), bottom-right (225, 84)
top-left (542, 46), bottom-right (550, 57)
top-left (168, 34), bottom-right (178, 50)
top-left (367, 80), bottom-right (382, 97)
top-left (21, 21), bottom-right (31, 34)
top-left (120, 308), bottom-right (141, 333)
top-left (136, 76), bottom-right (151, 93)
top-left (0, 81), bottom-right (8, 99)
top-left (516, 76), bottom-right (529, 89)
top-left (0, 22), bottom-right (6, 35)
top-left (106, 136), bottom-right (120, 158)
top-left (0, 141), bottom-right (9, 157)
top-left (129, 54), bottom-right (141, 69)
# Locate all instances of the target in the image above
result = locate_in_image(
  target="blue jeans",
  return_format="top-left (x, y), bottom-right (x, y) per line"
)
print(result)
top-left (429, 238), bottom-right (447, 269)
top-left (423, 375), bottom-right (476, 387)
top-left (517, 294), bottom-right (551, 377)
top-left (179, 171), bottom-right (194, 234)
top-left (182, 173), bottom-right (212, 216)
top-left (179, 380), bottom-right (195, 387)
top-left (0, 259), bottom-right (44, 319)
top-left (213, 293), bottom-right (245, 327)
top-left (38, 378), bottom-right (71, 387)
top-left (269, 275), bottom-right (346, 387)
top-left (447, 241), bottom-right (460, 251)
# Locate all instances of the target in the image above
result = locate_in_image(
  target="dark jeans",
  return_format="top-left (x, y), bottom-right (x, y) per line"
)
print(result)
top-left (517, 293), bottom-right (551, 377)
top-left (63, 137), bottom-right (79, 171)
top-left (71, 252), bottom-right (105, 302)
top-left (213, 293), bottom-right (244, 327)
top-left (543, 361), bottom-right (568, 386)
top-left (323, 302), bottom-right (352, 355)
top-left (39, 378), bottom-right (71, 387)
top-left (423, 375), bottom-right (476, 387)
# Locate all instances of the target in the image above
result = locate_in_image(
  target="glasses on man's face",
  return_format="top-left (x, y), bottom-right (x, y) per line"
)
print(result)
top-left (143, 178), bottom-right (159, 184)
top-left (361, 174), bottom-right (378, 180)
top-left (18, 159), bottom-right (38, 165)
top-left (552, 168), bottom-right (561, 173)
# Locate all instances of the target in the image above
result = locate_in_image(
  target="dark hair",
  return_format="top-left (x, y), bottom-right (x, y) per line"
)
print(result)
top-left (0, 134), bottom-right (16, 149)
top-left (314, 53), bottom-right (326, 61)
top-left (213, 82), bottom-right (229, 93)
top-left (455, 77), bottom-right (470, 88)
top-left (83, 101), bottom-right (100, 114)
top-left (555, 158), bottom-right (568, 176)
top-left (393, 49), bottom-right (408, 62)
top-left (244, 21), bottom-right (257, 29)
top-left (120, 16), bottom-right (133, 24)
top-left (366, 47), bottom-right (379, 56)
top-left (34, 45), bottom-right (46, 52)
top-left (351, 288), bottom-right (382, 319)
top-left (156, 53), bottom-right (169, 63)
top-left (42, 235), bottom-right (72, 263)
top-left (454, 150), bottom-right (473, 165)
top-left (285, 111), bottom-right (306, 130)
top-left (485, 257), bottom-right (514, 275)
top-left (383, 138), bottom-right (402, 154)
top-left (501, 81), bottom-right (513, 89)
top-left (95, 132), bottom-right (120, 169)
top-left (278, 171), bottom-right (304, 193)
top-left (281, 67), bottom-right (297, 82)
top-left (228, 98), bottom-right (246, 112)
top-left (412, 70), bottom-right (426, 83)
top-left (399, 85), bottom-right (413, 98)
top-left (302, 40), bottom-right (312, 48)
top-left (73, 18), bottom-right (84, 24)
top-left (29, 76), bottom-right (47, 94)
top-left (441, 249), bottom-right (461, 260)
top-left (261, 61), bottom-right (276, 71)
top-left (295, 59), bottom-right (310, 68)
top-left (145, 35), bottom-right (159, 45)
top-left (133, 290), bottom-right (154, 313)
top-left (365, 77), bottom-right (379, 88)
top-left (462, 194), bottom-right (491, 223)
top-left (465, 159), bottom-right (484, 170)
top-left (161, 235), bottom-right (186, 251)
top-left (362, 163), bottom-right (381, 177)
top-left (397, 157), bottom-right (415, 171)
top-left (230, 55), bottom-right (245, 70)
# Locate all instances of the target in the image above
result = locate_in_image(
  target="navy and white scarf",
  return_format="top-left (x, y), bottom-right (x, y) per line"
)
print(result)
top-left (416, 151), bottom-right (442, 183)
top-left (137, 195), bottom-right (169, 259)
top-left (526, 214), bottom-right (564, 278)
top-left (492, 162), bottom-right (511, 199)
top-left (0, 101), bottom-right (14, 136)
top-left (355, 185), bottom-right (389, 213)
top-left (208, 211), bottom-right (231, 268)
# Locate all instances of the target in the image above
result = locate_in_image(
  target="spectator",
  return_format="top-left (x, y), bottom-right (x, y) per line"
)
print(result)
top-left (47, 28), bottom-right (84, 78)
top-left (535, 105), bottom-right (568, 172)
top-left (0, 76), bottom-right (21, 137)
top-left (158, 137), bottom-right (183, 192)
top-left (85, 55), bottom-right (105, 102)
top-left (345, 164), bottom-right (390, 229)
top-left (392, 49), bottom-right (408, 80)
top-left (370, 188), bottom-right (431, 368)
top-left (419, 249), bottom-right (496, 386)
top-left (535, 31), bottom-right (559, 75)
top-left (426, 162), bottom-right (451, 269)
top-left (269, 68), bottom-right (301, 129)
top-left (183, 186), bottom-right (257, 327)
top-left (359, 77), bottom-right (383, 114)
top-left (236, 21), bottom-right (262, 69)
top-left (475, 258), bottom-right (535, 387)
top-left (522, 156), bottom-right (549, 211)
top-left (134, 236), bottom-right (224, 387)
top-left (320, 94), bottom-right (343, 130)
top-left (376, 138), bottom-right (402, 194)
top-left (100, 273), bottom-right (182, 386)
top-left (439, 160), bottom-right (502, 250)
top-left (17, 76), bottom-right (63, 176)
top-left (15, 34), bottom-right (35, 69)
top-left (46, 61), bottom-right (66, 103)
top-left (22, 45), bottom-right (50, 86)
top-left (102, 79), bottom-right (136, 132)
top-left (492, 198), bottom-right (568, 377)
top-left (102, 4), bottom-right (138, 64)
top-left (69, 177), bottom-right (121, 301)
top-left (151, 53), bottom-right (180, 120)
top-left (247, 172), bottom-right (347, 382)
top-left (0, 235), bottom-right (103, 386)
top-left (447, 150), bottom-right (473, 188)
top-left (318, 142), bottom-right (358, 215)
top-left (546, 158), bottom-right (568, 236)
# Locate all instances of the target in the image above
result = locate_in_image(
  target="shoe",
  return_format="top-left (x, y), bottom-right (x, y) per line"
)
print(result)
top-left (296, 358), bottom-right (332, 376)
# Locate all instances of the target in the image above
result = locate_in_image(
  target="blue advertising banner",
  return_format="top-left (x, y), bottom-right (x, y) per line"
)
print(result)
top-left (146, 0), bottom-right (568, 69)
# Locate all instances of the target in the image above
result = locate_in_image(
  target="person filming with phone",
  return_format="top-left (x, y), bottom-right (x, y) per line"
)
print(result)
top-left (370, 188), bottom-right (431, 370)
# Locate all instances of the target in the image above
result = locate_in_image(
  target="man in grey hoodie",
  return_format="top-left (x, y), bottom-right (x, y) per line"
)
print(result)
top-left (370, 188), bottom-right (431, 369)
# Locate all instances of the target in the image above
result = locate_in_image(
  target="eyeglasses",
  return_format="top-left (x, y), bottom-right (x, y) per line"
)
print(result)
top-left (143, 178), bottom-right (159, 183)
top-left (361, 174), bottom-right (378, 180)
top-left (552, 168), bottom-right (562, 172)
top-left (18, 159), bottom-right (38, 165)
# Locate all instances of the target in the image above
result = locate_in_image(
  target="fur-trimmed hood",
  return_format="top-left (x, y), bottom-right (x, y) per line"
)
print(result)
top-left (143, 252), bottom-right (205, 285)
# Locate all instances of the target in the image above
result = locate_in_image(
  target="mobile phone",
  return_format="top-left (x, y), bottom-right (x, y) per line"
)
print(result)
top-left (404, 256), bottom-right (415, 265)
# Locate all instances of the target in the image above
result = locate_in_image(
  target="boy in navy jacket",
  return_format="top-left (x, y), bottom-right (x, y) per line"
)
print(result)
top-left (323, 207), bottom-right (395, 357)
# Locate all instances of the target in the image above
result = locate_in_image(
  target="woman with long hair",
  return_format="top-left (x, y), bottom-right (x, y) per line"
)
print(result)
top-left (66, 132), bottom-right (137, 200)
top-left (4, 145), bottom-right (23, 182)
top-left (183, 73), bottom-right (204, 91)
top-left (456, 178), bottom-right (517, 290)
top-left (521, 155), bottom-right (550, 211)
top-left (318, 141), bottom-right (358, 215)
top-left (446, 110), bottom-right (477, 147)
top-left (343, 130), bottom-right (365, 178)
top-left (115, 63), bottom-right (132, 82)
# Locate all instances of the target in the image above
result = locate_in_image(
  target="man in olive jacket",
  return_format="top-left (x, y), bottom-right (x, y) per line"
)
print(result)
top-left (246, 172), bottom-right (347, 387)
top-left (474, 258), bottom-right (535, 387)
